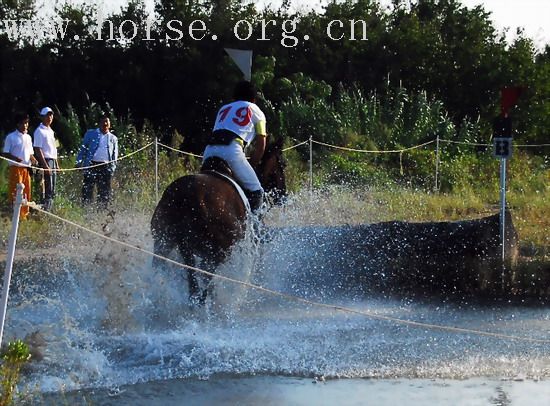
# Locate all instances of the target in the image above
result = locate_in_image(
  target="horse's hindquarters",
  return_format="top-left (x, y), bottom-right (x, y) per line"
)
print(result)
top-left (151, 173), bottom-right (248, 303)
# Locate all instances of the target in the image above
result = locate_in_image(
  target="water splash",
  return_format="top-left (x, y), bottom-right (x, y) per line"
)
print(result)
top-left (3, 197), bottom-right (550, 396)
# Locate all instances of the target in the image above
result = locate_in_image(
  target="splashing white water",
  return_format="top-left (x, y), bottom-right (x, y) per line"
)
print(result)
top-left (3, 195), bottom-right (550, 397)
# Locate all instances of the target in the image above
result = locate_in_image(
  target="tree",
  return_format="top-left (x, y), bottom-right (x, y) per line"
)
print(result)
top-left (0, 0), bottom-right (35, 20)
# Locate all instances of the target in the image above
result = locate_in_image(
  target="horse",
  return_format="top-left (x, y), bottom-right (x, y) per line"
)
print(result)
top-left (150, 138), bottom-right (286, 305)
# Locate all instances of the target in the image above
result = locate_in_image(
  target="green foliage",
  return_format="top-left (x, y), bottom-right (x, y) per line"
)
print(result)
top-left (53, 104), bottom-right (82, 154)
top-left (0, 0), bottom-right (35, 20)
top-left (439, 150), bottom-right (499, 197)
top-left (326, 153), bottom-right (393, 187)
top-left (0, 0), bottom-right (548, 257)
top-left (1, 0), bottom-right (549, 149)
top-left (0, 340), bottom-right (31, 406)
top-left (277, 84), bottom-right (458, 152)
top-left (280, 141), bottom-right (307, 192)
top-left (80, 100), bottom-right (106, 132)
top-left (508, 152), bottom-right (549, 195)
top-left (0, 160), bottom-right (8, 201)
top-left (399, 148), bottom-right (438, 187)
top-left (252, 55), bottom-right (276, 90)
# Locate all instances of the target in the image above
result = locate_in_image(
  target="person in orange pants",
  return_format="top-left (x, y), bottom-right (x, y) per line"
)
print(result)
top-left (2, 113), bottom-right (38, 219)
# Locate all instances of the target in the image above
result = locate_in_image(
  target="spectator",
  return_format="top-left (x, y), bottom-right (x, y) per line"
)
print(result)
top-left (75, 114), bottom-right (119, 209)
top-left (2, 112), bottom-right (38, 219)
top-left (33, 106), bottom-right (59, 211)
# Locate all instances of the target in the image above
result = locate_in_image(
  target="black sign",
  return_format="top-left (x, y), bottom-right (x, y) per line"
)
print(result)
top-left (494, 137), bottom-right (513, 159)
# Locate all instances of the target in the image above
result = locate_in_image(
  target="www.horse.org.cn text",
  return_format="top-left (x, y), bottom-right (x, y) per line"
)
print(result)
top-left (1, 18), bottom-right (371, 47)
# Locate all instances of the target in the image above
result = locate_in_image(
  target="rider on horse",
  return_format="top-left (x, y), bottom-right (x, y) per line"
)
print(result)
top-left (202, 81), bottom-right (267, 213)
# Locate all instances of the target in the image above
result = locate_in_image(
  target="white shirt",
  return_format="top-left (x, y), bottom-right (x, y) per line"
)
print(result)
top-left (33, 123), bottom-right (57, 159)
top-left (92, 132), bottom-right (110, 162)
top-left (3, 130), bottom-right (34, 166)
top-left (212, 100), bottom-right (266, 145)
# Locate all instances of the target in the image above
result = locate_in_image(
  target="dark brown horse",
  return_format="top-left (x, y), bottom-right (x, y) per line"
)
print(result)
top-left (151, 139), bottom-right (286, 305)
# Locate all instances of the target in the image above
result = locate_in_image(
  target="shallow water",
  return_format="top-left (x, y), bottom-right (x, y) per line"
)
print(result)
top-left (3, 199), bottom-right (550, 404)
top-left (42, 376), bottom-right (550, 406)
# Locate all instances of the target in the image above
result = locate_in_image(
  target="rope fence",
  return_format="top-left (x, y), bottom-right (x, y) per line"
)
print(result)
top-left (0, 142), bottom-right (155, 172)
top-left (312, 139), bottom-right (436, 153)
top-left (1, 136), bottom-right (548, 199)
top-left (2, 136), bottom-right (548, 199)
top-left (440, 139), bottom-right (550, 148)
top-left (157, 141), bottom-right (203, 158)
top-left (282, 140), bottom-right (308, 152)
top-left (284, 136), bottom-right (549, 192)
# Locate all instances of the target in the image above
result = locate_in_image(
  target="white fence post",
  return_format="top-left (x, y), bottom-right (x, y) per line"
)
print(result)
top-left (309, 136), bottom-right (313, 194)
top-left (0, 183), bottom-right (25, 347)
top-left (434, 135), bottom-right (440, 192)
top-left (155, 137), bottom-right (159, 201)
top-left (499, 157), bottom-right (507, 286)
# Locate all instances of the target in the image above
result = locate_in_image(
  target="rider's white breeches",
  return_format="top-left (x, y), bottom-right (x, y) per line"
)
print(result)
top-left (203, 140), bottom-right (263, 192)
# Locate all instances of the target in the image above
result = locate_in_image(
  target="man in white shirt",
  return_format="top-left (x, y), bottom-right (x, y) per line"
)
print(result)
top-left (33, 106), bottom-right (59, 211)
top-left (75, 114), bottom-right (119, 209)
top-left (2, 112), bottom-right (38, 219)
top-left (202, 81), bottom-right (267, 212)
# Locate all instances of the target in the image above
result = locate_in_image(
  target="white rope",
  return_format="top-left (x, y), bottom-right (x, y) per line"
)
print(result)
top-left (0, 142), bottom-right (154, 172)
top-left (283, 140), bottom-right (309, 152)
top-left (312, 139), bottom-right (436, 153)
top-left (2, 138), bottom-right (545, 173)
top-left (0, 155), bottom-right (36, 168)
top-left (312, 138), bottom-right (550, 152)
top-left (439, 139), bottom-right (490, 147)
top-left (157, 142), bottom-right (203, 158)
top-left (514, 143), bottom-right (550, 147)
top-left (25, 203), bottom-right (550, 345)
top-left (439, 139), bottom-right (550, 148)
top-left (55, 142), bottom-right (155, 172)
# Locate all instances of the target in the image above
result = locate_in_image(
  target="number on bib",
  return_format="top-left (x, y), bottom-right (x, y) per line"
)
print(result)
top-left (217, 106), bottom-right (251, 127)
top-left (217, 106), bottom-right (232, 122)
top-left (232, 107), bottom-right (251, 126)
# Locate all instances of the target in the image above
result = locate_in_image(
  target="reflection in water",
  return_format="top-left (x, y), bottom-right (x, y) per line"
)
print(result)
top-left (42, 376), bottom-right (550, 406)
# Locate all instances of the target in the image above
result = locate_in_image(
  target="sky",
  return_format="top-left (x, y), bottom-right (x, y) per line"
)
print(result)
top-left (457, 0), bottom-right (549, 47)
top-left (64, 0), bottom-right (550, 49)
top-left (258, 0), bottom-right (550, 48)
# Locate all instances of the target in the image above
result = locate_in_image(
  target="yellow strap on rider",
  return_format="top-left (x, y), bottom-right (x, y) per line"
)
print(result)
top-left (255, 120), bottom-right (267, 137)
top-left (234, 137), bottom-right (244, 147)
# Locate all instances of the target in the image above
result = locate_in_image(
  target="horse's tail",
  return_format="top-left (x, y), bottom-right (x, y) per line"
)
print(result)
top-left (151, 205), bottom-right (176, 269)
top-left (151, 177), bottom-right (192, 268)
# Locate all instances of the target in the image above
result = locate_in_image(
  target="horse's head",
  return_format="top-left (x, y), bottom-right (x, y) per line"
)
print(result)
top-left (255, 137), bottom-right (287, 205)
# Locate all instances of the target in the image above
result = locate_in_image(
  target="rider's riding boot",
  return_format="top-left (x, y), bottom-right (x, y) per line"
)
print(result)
top-left (245, 189), bottom-right (264, 213)
top-left (245, 189), bottom-right (272, 243)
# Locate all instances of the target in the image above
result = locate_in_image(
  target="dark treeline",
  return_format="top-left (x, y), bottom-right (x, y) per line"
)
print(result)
top-left (1, 0), bottom-right (549, 154)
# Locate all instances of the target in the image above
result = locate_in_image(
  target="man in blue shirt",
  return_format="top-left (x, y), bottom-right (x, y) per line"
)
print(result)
top-left (75, 114), bottom-right (119, 209)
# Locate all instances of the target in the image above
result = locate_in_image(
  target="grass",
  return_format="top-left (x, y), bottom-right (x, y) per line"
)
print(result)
top-left (0, 340), bottom-right (31, 406)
